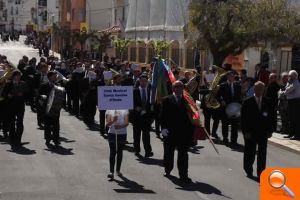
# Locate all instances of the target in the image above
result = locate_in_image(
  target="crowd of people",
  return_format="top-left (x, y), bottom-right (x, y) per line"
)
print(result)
top-left (0, 48), bottom-right (299, 183)
top-left (1, 31), bottom-right (20, 42)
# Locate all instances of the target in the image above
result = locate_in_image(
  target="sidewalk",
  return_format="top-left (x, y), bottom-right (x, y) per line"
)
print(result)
top-left (269, 133), bottom-right (300, 154)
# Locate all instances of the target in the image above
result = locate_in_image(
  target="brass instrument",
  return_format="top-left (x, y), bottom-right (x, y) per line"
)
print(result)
top-left (186, 74), bottom-right (201, 94)
top-left (204, 66), bottom-right (227, 109)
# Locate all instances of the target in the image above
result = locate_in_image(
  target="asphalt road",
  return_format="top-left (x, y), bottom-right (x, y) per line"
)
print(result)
top-left (0, 38), bottom-right (299, 200)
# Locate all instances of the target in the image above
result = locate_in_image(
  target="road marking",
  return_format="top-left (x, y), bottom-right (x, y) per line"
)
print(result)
top-left (195, 191), bottom-right (213, 200)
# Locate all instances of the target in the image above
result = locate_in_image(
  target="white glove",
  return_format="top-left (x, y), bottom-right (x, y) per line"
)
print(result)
top-left (161, 129), bottom-right (169, 137)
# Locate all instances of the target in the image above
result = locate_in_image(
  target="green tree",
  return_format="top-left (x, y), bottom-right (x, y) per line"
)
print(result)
top-left (149, 40), bottom-right (171, 57)
top-left (189, 0), bottom-right (300, 67)
top-left (112, 38), bottom-right (132, 61)
top-left (72, 30), bottom-right (96, 52)
top-left (91, 32), bottom-right (111, 54)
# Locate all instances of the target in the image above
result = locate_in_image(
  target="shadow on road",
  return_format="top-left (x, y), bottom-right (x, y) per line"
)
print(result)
top-left (45, 144), bottom-right (74, 155)
top-left (7, 145), bottom-right (36, 155)
top-left (60, 136), bottom-right (76, 144)
top-left (166, 175), bottom-right (231, 199)
top-left (136, 156), bottom-right (164, 167)
top-left (113, 176), bottom-right (156, 194)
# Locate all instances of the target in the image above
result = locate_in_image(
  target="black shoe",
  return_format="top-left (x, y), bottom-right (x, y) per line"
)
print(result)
top-left (54, 141), bottom-right (61, 146)
top-left (134, 152), bottom-right (140, 157)
top-left (212, 134), bottom-right (220, 139)
top-left (45, 140), bottom-right (51, 146)
top-left (163, 171), bottom-right (171, 177)
top-left (284, 135), bottom-right (292, 138)
top-left (230, 142), bottom-right (238, 147)
top-left (180, 177), bottom-right (192, 183)
top-left (145, 152), bottom-right (154, 158)
top-left (290, 136), bottom-right (300, 140)
top-left (246, 173), bottom-right (253, 179)
top-left (223, 139), bottom-right (229, 145)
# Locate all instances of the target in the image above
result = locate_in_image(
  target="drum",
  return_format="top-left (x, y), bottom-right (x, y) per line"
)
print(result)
top-left (225, 102), bottom-right (242, 119)
top-left (46, 86), bottom-right (65, 117)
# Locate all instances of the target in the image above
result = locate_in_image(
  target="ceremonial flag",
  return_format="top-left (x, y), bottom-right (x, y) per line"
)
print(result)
top-left (151, 58), bottom-right (206, 140)
top-left (151, 58), bottom-right (219, 154)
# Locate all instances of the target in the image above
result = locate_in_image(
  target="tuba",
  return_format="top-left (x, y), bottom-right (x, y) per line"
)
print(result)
top-left (204, 66), bottom-right (227, 109)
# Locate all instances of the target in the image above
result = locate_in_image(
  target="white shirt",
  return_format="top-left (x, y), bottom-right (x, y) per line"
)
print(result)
top-left (41, 74), bottom-right (49, 84)
top-left (139, 86), bottom-right (148, 102)
top-left (106, 110), bottom-right (128, 135)
top-left (284, 80), bottom-right (300, 100)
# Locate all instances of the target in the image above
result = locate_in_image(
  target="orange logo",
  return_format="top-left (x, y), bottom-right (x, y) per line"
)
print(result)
top-left (261, 168), bottom-right (300, 199)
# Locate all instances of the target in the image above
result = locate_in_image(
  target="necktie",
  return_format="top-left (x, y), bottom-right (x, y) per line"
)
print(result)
top-left (257, 97), bottom-right (261, 110)
top-left (177, 96), bottom-right (182, 105)
top-left (142, 88), bottom-right (146, 108)
top-left (231, 83), bottom-right (234, 97)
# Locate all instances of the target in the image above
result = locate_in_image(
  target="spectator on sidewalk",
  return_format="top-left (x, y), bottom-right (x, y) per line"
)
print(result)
top-left (265, 73), bottom-right (280, 133)
top-left (278, 72), bottom-right (289, 136)
top-left (280, 70), bottom-right (300, 140)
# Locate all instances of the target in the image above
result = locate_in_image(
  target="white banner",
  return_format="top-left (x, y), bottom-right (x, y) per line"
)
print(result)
top-left (97, 86), bottom-right (134, 110)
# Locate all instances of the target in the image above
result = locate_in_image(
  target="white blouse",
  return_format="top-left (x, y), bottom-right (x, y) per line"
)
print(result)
top-left (106, 110), bottom-right (128, 135)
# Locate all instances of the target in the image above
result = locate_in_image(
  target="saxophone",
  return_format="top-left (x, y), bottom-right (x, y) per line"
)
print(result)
top-left (204, 66), bottom-right (227, 109)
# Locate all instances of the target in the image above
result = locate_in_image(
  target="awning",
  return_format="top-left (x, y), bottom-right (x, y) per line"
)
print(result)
top-left (98, 25), bottom-right (121, 34)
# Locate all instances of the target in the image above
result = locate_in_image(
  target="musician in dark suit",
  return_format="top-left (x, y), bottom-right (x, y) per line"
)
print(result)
top-left (241, 81), bottom-right (274, 179)
top-left (217, 71), bottom-right (242, 145)
top-left (34, 63), bottom-right (49, 128)
top-left (2, 70), bottom-right (28, 149)
top-left (161, 81), bottom-right (194, 183)
top-left (39, 71), bottom-right (60, 146)
top-left (131, 74), bottom-right (154, 157)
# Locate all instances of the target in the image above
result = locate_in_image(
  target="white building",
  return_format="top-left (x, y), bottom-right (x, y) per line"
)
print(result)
top-left (5, 0), bottom-right (36, 31)
top-left (86, 0), bottom-right (128, 32)
top-left (124, 0), bottom-right (205, 68)
top-left (46, 0), bottom-right (59, 26)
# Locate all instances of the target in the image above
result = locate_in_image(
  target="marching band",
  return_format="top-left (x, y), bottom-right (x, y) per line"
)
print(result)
top-left (0, 49), bottom-right (299, 182)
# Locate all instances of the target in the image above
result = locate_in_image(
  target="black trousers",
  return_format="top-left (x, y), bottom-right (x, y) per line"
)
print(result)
top-left (108, 141), bottom-right (124, 173)
top-left (99, 110), bottom-right (106, 134)
top-left (243, 137), bottom-right (268, 178)
top-left (44, 115), bottom-right (60, 143)
top-left (8, 107), bottom-right (25, 146)
top-left (36, 103), bottom-right (45, 126)
top-left (288, 98), bottom-right (300, 138)
top-left (221, 117), bottom-right (239, 143)
top-left (154, 104), bottom-right (161, 135)
top-left (203, 109), bottom-right (220, 136)
top-left (163, 138), bottom-right (189, 178)
top-left (133, 125), bottom-right (152, 154)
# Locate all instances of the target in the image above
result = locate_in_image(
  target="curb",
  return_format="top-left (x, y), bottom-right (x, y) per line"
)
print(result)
top-left (268, 139), bottom-right (300, 155)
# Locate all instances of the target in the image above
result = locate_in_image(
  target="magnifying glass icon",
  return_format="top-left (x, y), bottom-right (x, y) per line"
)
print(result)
top-left (268, 170), bottom-right (296, 198)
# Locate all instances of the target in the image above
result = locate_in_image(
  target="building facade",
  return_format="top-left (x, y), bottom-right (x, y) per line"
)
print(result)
top-left (5, 0), bottom-right (36, 32)
top-left (124, 0), bottom-right (209, 68)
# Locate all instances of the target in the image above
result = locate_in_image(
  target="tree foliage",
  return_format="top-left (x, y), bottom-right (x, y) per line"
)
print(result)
top-left (189, 0), bottom-right (300, 67)
top-left (90, 32), bottom-right (111, 52)
top-left (112, 38), bottom-right (132, 60)
top-left (149, 40), bottom-right (171, 57)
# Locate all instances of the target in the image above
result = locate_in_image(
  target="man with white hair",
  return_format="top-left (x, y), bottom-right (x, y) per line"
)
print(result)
top-left (278, 72), bottom-right (290, 136)
top-left (281, 70), bottom-right (300, 140)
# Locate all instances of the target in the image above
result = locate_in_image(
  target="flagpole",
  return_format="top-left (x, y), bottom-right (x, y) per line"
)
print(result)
top-left (204, 128), bottom-right (220, 155)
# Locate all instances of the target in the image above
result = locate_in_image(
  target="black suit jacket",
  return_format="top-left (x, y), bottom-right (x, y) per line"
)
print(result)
top-left (241, 96), bottom-right (274, 140)
top-left (131, 86), bottom-right (153, 129)
top-left (2, 81), bottom-right (28, 109)
top-left (161, 95), bottom-right (194, 145)
top-left (217, 81), bottom-right (242, 105)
